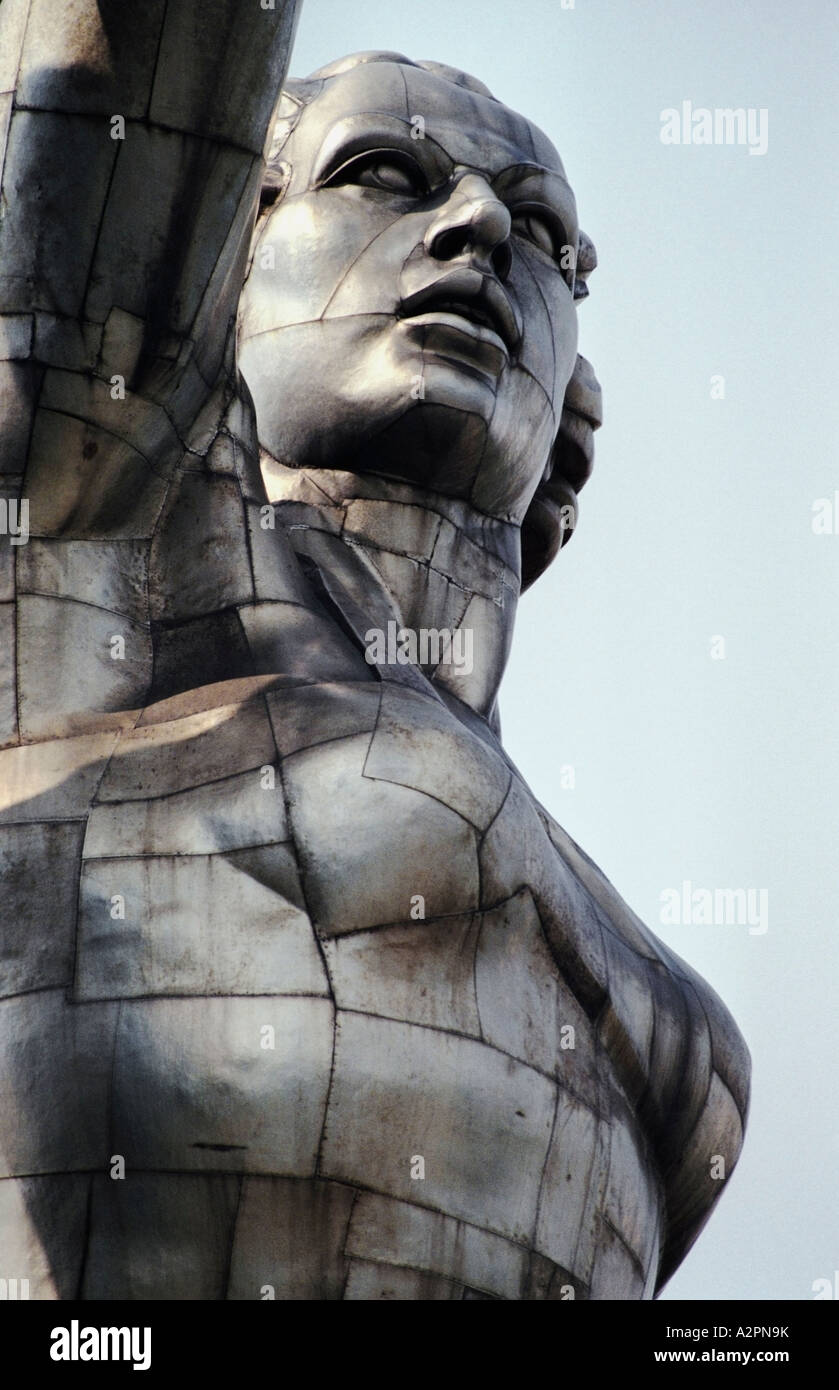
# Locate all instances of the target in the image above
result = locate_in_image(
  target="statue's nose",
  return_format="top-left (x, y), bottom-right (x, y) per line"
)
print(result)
top-left (424, 173), bottom-right (513, 281)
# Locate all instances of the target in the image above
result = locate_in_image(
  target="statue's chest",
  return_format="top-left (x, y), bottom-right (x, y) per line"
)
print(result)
top-left (1, 682), bottom-right (662, 1298)
top-left (68, 678), bottom-right (576, 979)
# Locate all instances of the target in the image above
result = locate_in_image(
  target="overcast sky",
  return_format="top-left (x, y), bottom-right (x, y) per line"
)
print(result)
top-left (289, 0), bottom-right (839, 1302)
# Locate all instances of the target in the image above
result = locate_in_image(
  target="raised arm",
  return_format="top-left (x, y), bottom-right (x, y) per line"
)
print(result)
top-left (0, 0), bottom-right (300, 393)
top-left (0, 0), bottom-right (301, 542)
top-left (0, 1), bottom-right (307, 741)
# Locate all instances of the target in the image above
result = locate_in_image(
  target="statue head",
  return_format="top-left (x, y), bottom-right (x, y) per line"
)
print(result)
top-left (238, 51), bottom-right (602, 589)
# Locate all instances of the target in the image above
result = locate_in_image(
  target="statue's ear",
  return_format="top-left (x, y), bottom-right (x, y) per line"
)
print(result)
top-left (259, 160), bottom-right (292, 212)
top-left (520, 352), bottom-right (603, 591)
top-left (245, 84), bottom-right (311, 274)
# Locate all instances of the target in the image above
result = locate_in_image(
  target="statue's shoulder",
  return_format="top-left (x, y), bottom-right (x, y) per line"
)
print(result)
top-left (534, 802), bottom-right (751, 1291)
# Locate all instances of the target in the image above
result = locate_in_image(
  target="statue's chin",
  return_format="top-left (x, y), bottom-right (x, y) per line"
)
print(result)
top-left (243, 318), bottom-right (544, 513)
top-left (342, 401), bottom-right (489, 499)
top-left (270, 404), bottom-right (532, 520)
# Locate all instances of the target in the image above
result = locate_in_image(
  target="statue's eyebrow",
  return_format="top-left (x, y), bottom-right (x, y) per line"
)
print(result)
top-left (311, 114), bottom-right (454, 189)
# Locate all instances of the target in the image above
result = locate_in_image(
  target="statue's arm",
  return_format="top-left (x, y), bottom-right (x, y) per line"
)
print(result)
top-left (653, 963), bottom-right (751, 1292)
top-left (0, 0), bottom-right (301, 478)
top-left (537, 808), bottom-right (750, 1293)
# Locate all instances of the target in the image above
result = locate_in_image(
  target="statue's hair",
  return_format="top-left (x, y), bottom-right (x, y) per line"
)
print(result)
top-left (259, 51), bottom-right (602, 591)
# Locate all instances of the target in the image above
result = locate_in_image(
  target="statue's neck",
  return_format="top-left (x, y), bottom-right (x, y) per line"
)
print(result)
top-left (261, 457), bottom-right (521, 726)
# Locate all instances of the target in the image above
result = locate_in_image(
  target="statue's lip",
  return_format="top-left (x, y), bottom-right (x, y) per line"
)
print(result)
top-left (398, 270), bottom-right (520, 356)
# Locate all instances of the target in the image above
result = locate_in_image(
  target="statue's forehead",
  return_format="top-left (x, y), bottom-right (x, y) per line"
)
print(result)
top-left (289, 62), bottom-right (568, 183)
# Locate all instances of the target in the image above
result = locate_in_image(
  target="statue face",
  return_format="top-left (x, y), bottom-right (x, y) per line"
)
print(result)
top-left (238, 61), bottom-right (580, 524)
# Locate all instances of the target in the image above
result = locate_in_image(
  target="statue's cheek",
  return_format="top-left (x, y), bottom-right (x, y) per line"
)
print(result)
top-left (508, 256), bottom-right (573, 406)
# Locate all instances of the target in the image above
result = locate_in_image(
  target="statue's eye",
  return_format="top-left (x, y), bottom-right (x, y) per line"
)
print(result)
top-left (511, 210), bottom-right (560, 262)
top-left (323, 152), bottom-right (428, 196)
